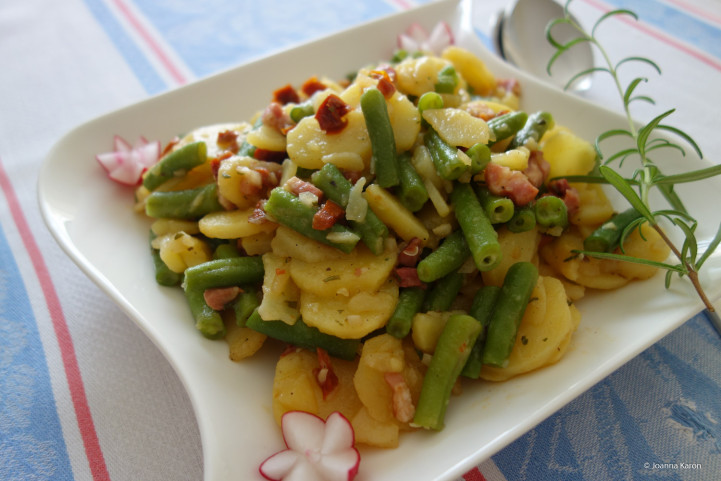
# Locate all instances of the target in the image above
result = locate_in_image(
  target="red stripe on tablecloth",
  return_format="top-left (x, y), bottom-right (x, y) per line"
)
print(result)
top-left (386, 0), bottom-right (415, 10)
top-left (663, 0), bottom-right (721, 27)
top-left (110, 0), bottom-right (188, 85)
top-left (582, 0), bottom-right (721, 72)
top-left (463, 467), bottom-right (488, 481)
top-left (0, 158), bottom-right (111, 481)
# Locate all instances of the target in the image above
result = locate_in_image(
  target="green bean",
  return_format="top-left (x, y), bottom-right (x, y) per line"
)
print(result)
top-left (245, 310), bottom-right (360, 361)
top-left (184, 286), bottom-right (226, 339)
top-left (424, 128), bottom-right (468, 180)
top-left (481, 261), bottom-right (538, 368)
top-left (534, 195), bottom-right (568, 229)
top-left (290, 100), bottom-right (314, 123)
top-left (450, 183), bottom-right (501, 271)
top-left (396, 152), bottom-right (429, 212)
top-left (416, 229), bottom-right (471, 283)
top-left (233, 289), bottom-right (260, 327)
top-left (263, 187), bottom-right (360, 253)
top-left (417, 91), bottom-right (444, 117)
top-left (434, 65), bottom-right (459, 94)
top-left (390, 49), bottom-right (408, 63)
top-left (423, 271), bottom-right (464, 312)
top-left (183, 256), bottom-right (264, 292)
top-left (413, 313), bottom-right (482, 430)
top-left (465, 142), bottom-right (491, 174)
top-left (237, 116), bottom-right (264, 157)
top-left (461, 285), bottom-right (501, 379)
top-left (145, 183), bottom-right (222, 220)
top-left (149, 231), bottom-right (183, 286)
top-left (475, 186), bottom-right (515, 224)
top-left (360, 87), bottom-right (399, 188)
top-left (509, 111), bottom-right (554, 149)
top-left (310, 163), bottom-right (388, 254)
top-left (386, 287), bottom-right (426, 339)
top-left (143, 141), bottom-right (207, 191)
top-left (584, 207), bottom-right (643, 252)
top-left (486, 111), bottom-right (528, 145)
top-left (506, 205), bottom-right (537, 233)
top-left (213, 242), bottom-right (240, 260)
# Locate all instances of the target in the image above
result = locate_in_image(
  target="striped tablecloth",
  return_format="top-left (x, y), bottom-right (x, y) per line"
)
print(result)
top-left (2, 0), bottom-right (720, 480)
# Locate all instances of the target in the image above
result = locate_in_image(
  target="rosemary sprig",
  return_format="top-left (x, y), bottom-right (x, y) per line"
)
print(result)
top-left (545, 0), bottom-right (721, 314)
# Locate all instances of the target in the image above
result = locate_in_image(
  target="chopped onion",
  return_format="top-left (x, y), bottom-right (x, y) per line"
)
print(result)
top-left (96, 135), bottom-right (160, 186)
top-left (345, 177), bottom-right (368, 222)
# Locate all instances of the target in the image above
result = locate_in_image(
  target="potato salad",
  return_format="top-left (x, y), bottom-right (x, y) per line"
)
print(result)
top-left (125, 42), bottom-right (670, 448)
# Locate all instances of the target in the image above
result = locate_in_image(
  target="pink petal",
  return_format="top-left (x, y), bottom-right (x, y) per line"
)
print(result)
top-left (315, 449), bottom-right (360, 481)
top-left (259, 450), bottom-right (302, 481)
top-left (137, 141), bottom-right (161, 167)
top-left (427, 21), bottom-right (454, 52)
top-left (404, 22), bottom-right (429, 43)
top-left (320, 412), bottom-right (355, 454)
top-left (281, 411), bottom-right (326, 453)
top-left (397, 34), bottom-right (420, 53)
top-left (113, 135), bottom-right (132, 152)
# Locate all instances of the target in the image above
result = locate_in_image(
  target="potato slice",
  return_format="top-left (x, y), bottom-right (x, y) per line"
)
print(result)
top-left (422, 108), bottom-right (490, 148)
top-left (286, 109), bottom-right (371, 170)
top-left (441, 46), bottom-right (496, 96)
top-left (271, 225), bottom-right (346, 263)
top-left (289, 241), bottom-right (397, 297)
top-left (482, 226), bottom-right (540, 287)
top-left (257, 253), bottom-right (300, 324)
top-left (351, 406), bottom-right (399, 449)
top-left (539, 125), bottom-right (596, 179)
top-left (300, 278), bottom-right (399, 339)
top-left (199, 207), bottom-right (277, 239)
top-left (481, 276), bottom-right (575, 381)
top-left (271, 348), bottom-right (362, 426)
top-left (224, 313), bottom-right (266, 362)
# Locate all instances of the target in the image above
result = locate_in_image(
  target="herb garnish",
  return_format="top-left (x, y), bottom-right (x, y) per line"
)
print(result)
top-left (546, 0), bottom-right (721, 317)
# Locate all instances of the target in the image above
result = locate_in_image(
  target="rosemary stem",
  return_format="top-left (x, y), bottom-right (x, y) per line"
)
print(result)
top-left (652, 223), bottom-right (715, 313)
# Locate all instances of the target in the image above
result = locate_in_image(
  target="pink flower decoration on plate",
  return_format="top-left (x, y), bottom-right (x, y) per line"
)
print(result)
top-left (96, 135), bottom-right (160, 186)
top-left (259, 411), bottom-right (360, 481)
top-left (397, 21), bottom-right (454, 55)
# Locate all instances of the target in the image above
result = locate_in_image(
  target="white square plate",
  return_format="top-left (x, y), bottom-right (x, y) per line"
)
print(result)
top-left (39, 0), bottom-right (721, 479)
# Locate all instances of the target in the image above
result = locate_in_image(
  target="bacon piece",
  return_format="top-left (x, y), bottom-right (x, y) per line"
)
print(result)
top-left (312, 199), bottom-right (345, 230)
top-left (397, 237), bottom-right (423, 267)
top-left (496, 78), bottom-right (521, 97)
top-left (341, 169), bottom-right (363, 185)
top-left (315, 94), bottom-right (351, 134)
top-left (262, 102), bottom-right (294, 134)
top-left (369, 69), bottom-right (396, 98)
top-left (301, 76), bottom-right (327, 97)
top-left (523, 150), bottom-right (551, 188)
top-left (548, 179), bottom-right (581, 216)
top-left (217, 130), bottom-right (239, 153)
top-left (203, 286), bottom-right (241, 311)
top-left (273, 84), bottom-right (300, 105)
top-left (384, 372), bottom-right (415, 423)
top-left (285, 176), bottom-right (324, 199)
top-left (249, 200), bottom-right (273, 224)
top-left (313, 348), bottom-right (339, 401)
top-left (393, 267), bottom-right (425, 288)
top-left (160, 137), bottom-right (180, 158)
top-left (253, 148), bottom-right (286, 163)
top-left (484, 162), bottom-right (538, 206)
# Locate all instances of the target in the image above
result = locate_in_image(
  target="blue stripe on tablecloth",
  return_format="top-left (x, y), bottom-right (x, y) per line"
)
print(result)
top-left (82, 0), bottom-right (169, 94)
top-left (0, 225), bottom-right (74, 481)
top-left (131, 0), bottom-right (399, 78)
top-left (493, 311), bottom-right (721, 480)
top-left (600, 0), bottom-right (721, 60)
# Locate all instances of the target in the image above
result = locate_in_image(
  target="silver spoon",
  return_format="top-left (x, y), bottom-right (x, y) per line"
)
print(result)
top-left (494, 0), bottom-right (594, 92)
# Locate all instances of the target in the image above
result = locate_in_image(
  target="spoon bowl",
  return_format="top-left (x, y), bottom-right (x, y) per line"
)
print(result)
top-left (495, 0), bottom-right (594, 92)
